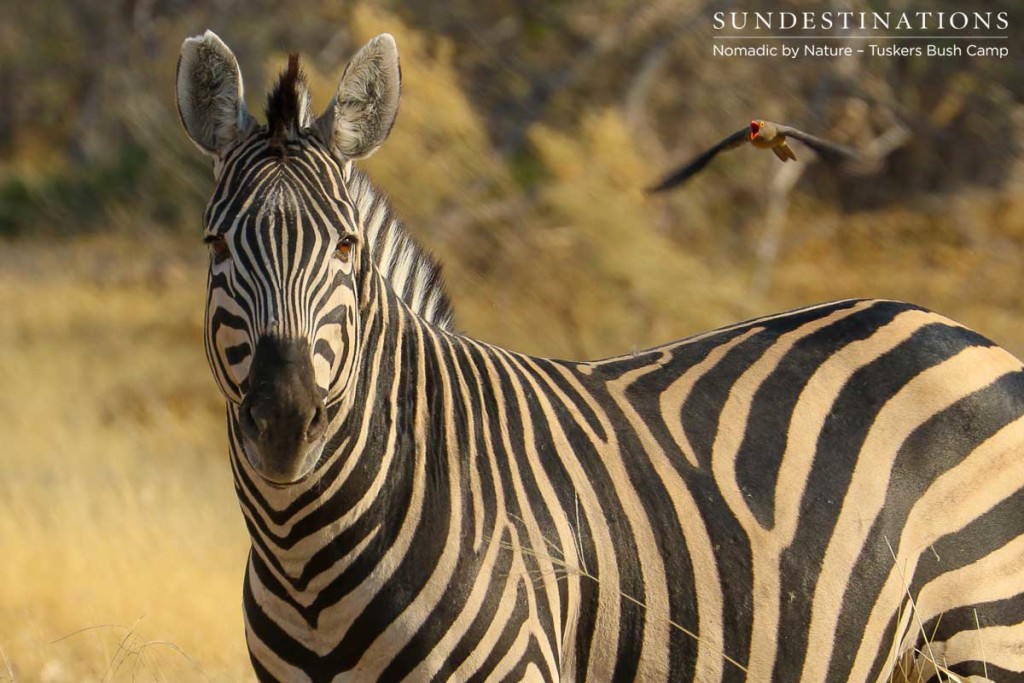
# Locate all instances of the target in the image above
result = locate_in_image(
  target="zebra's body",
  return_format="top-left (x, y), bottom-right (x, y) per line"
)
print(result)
top-left (176, 31), bottom-right (1024, 682)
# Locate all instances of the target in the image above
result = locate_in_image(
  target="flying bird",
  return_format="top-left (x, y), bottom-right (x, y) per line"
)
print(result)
top-left (648, 119), bottom-right (858, 192)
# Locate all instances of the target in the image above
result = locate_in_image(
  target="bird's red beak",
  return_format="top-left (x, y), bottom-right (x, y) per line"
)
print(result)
top-left (750, 120), bottom-right (760, 140)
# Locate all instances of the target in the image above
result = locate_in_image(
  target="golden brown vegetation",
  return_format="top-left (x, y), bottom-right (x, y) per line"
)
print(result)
top-left (2, 0), bottom-right (1023, 679)
top-left (0, 237), bottom-right (252, 680)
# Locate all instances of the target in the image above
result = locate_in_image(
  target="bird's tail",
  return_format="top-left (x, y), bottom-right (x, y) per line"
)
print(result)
top-left (772, 143), bottom-right (797, 162)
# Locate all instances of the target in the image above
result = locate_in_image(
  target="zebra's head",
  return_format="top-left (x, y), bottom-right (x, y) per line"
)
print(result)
top-left (175, 31), bottom-right (401, 484)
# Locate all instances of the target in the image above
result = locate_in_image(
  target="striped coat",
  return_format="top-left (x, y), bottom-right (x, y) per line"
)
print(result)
top-left (238, 285), bottom-right (1024, 681)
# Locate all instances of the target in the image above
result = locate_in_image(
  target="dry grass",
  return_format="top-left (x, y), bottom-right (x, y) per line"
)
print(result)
top-left (884, 537), bottom-right (994, 683)
top-left (0, 235), bottom-right (252, 682)
top-left (2, 5), bottom-right (1022, 681)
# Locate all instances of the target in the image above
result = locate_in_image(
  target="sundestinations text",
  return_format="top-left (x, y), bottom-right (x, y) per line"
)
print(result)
top-left (712, 10), bottom-right (1009, 32)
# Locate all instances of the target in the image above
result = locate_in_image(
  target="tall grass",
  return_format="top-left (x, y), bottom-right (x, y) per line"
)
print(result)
top-left (0, 235), bottom-right (252, 682)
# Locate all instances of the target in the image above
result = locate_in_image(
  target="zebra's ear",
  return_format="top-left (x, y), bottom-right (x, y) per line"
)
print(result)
top-left (315, 33), bottom-right (400, 160)
top-left (176, 30), bottom-right (255, 156)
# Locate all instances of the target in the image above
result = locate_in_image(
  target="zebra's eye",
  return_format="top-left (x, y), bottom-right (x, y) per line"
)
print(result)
top-left (335, 234), bottom-right (358, 263)
top-left (205, 234), bottom-right (231, 264)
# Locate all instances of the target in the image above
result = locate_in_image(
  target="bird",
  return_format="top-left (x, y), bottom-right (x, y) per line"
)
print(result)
top-left (749, 119), bottom-right (797, 162)
top-left (647, 119), bottom-right (858, 192)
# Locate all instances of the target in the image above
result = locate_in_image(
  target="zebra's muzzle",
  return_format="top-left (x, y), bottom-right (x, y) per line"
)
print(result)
top-left (237, 335), bottom-right (328, 484)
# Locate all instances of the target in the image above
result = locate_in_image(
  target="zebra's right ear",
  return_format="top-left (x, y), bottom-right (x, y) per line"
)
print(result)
top-left (176, 30), bottom-right (255, 156)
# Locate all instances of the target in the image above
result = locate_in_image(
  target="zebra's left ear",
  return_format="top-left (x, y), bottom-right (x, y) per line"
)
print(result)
top-left (315, 33), bottom-right (400, 160)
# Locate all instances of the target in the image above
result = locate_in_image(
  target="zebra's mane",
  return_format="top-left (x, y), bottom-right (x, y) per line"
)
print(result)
top-left (263, 55), bottom-right (454, 330)
top-left (346, 169), bottom-right (456, 331)
top-left (265, 53), bottom-right (313, 158)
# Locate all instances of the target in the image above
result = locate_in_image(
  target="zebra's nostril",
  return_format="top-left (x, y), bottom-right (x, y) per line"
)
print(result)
top-left (240, 399), bottom-right (270, 440)
top-left (240, 403), bottom-right (256, 438)
top-left (251, 404), bottom-right (272, 435)
top-left (305, 404), bottom-right (327, 441)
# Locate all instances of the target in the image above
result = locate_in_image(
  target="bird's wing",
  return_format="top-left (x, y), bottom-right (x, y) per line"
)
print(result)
top-left (774, 124), bottom-right (858, 163)
top-left (647, 127), bottom-right (749, 192)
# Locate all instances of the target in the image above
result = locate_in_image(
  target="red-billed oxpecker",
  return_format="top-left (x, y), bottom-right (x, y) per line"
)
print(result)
top-left (648, 119), bottom-right (857, 192)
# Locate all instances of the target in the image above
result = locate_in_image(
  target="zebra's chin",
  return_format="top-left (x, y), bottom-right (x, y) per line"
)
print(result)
top-left (239, 433), bottom-right (326, 487)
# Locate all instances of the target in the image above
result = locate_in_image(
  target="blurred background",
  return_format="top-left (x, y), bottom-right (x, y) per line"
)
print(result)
top-left (1, 0), bottom-right (1022, 680)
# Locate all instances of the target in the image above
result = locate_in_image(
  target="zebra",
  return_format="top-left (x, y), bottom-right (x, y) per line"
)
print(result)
top-left (175, 30), bottom-right (1024, 682)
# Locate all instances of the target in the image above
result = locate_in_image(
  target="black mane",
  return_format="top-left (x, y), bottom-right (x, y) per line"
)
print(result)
top-left (266, 53), bottom-right (305, 156)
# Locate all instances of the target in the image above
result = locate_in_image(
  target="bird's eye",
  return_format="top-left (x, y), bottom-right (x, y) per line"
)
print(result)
top-left (335, 234), bottom-right (358, 262)
top-left (204, 234), bottom-right (231, 264)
